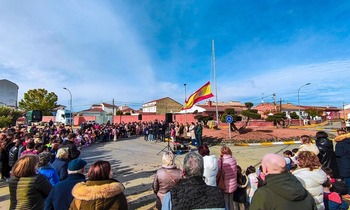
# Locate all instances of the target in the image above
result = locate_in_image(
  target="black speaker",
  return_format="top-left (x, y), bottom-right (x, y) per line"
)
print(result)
top-left (138, 114), bottom-right (142, 120)
top-left (165, 113), bottom-right (173, 123)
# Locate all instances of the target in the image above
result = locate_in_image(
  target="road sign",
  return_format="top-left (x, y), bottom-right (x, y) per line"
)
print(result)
top-left (225, 115), bottom-right (233, 139)
top-left (225, 115), bottom-right (233, 124)
top-left (327, 116), bottom-right (332, 120)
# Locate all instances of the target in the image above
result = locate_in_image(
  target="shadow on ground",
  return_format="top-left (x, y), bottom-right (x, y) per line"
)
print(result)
top-left (80, 141), bottom-right (157, 210)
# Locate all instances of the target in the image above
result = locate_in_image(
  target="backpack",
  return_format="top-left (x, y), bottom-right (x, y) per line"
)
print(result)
top-left (286, 157), bottom-right (296, 171)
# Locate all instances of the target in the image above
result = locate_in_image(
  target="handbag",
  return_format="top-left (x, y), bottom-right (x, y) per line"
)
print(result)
top-left (216, 158), bottom-right (226, 190)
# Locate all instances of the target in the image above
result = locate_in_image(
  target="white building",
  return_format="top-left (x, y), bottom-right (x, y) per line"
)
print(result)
top-left (0, 79), bottom-right (19, 107)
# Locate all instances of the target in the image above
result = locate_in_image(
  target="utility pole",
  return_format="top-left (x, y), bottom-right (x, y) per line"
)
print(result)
top-left (343, 101), bottom-right (345, 120)
top-left (273, 93), bottom-right (276, 112)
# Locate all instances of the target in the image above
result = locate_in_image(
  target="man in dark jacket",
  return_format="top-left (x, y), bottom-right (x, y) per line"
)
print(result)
top-left (162, 152), bottom-right (225, 210)
top-left (8, 137), bottom-right (22, 168)
top-left (45, 158), bottom-right (87, 210)
top-left (58, 133), bottom-right (80, 160)
top-left (315, 131), bottom-right (339, 178)
top-left (335, 129), bottom-right (350, 194)
top-left (250, 153), bottom-right (316, 210)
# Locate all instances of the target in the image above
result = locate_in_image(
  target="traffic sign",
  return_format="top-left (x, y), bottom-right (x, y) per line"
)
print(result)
top-left (327, 116), bottom-right (332, 120)
top-left (225, 115), bottom-right (233, 124)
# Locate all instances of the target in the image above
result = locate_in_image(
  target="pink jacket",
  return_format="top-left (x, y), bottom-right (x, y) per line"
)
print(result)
top-left (218, 154), bottom-right (237, 193)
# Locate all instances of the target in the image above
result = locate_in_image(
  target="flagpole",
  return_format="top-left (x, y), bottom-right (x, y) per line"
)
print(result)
top-left (212, 40), bottom-right (219, 128)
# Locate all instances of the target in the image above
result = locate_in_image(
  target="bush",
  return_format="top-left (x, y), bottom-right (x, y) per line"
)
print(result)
top-left (0, 107), bottom-right (23, 128)
top-left (290, 112), bottom-right (299, 119)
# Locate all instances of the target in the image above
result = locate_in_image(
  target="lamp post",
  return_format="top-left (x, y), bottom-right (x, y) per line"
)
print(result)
top-left (184, 83), bottom-right (187, 124)
top-left (298, 83), bottom-right (311, 126)
top-left (63, 87), bottom-right (73, 127)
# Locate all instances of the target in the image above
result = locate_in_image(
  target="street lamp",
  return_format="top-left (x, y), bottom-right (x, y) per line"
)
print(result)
top-left (184, 83), bottom-right (187, 124)
top-left (63, 87), bottom-right (73, 126)
top-left (298, 83), bottom-right (311, 126)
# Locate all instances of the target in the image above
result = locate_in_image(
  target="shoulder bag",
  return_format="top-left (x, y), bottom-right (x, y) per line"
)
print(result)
top-left (216, 158), bottom-right (226, 190)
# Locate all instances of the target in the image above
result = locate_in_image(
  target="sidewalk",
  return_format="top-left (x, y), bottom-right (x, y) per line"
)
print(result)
top-left (0, 180), bottom-right (9, 209)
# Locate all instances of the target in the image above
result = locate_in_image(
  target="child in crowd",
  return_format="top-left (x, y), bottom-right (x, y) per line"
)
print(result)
top-left (257, 165), bottom-right (265, 188)
top-left (233, 165), bottom-right (249, 210)
top-left (323, 179), bottom-right (349, 210)
top-left (283, 150), bottom-right (297, 172)
top-left (322, 167), bottom-right (350, 197)
top-left (170, 126), bottom-right (175, 142)
top-left (292, 148), bottom-right (299, 157)
top-left (246, 165), bottom-right (258, 204)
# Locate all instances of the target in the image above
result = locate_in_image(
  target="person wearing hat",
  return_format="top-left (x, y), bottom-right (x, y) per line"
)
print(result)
top-left (58, 133), bottom-right (81, 160)
top-left (45, 158), bottom-right (87, 210)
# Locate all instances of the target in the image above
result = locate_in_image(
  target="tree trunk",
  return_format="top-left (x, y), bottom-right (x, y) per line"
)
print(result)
top-left (230, 118), bottom-right (251, 134)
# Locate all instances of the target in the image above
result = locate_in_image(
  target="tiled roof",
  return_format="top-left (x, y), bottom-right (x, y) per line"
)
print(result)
top-left (301, 105), bottom-right (340, 111)
top-left (102, 103), bottom-right (117, 108)
top-left (81, 107), bottom-right (105, 112)
top-left (144, 97), bottom-right (170, 104)
top-left (197, 104), bottom-right (244, 112)
top-left (282, 103), bottom-right (302, 110)
top-left (255, 103), bottom-right (304, 111)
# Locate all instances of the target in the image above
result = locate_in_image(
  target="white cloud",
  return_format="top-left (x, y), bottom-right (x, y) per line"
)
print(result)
top-left (217, 60), bottom-right (350, 106)
top-left (0, 1), bottom-right (162, 109)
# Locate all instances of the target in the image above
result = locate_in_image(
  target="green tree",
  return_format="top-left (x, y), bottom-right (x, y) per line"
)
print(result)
top-left (289, 112), bottom-right (299, 119)
top-left (220, 102), bottom-right (261, 134)
top-left (18, 88), bottom-right (59, 116)
top-left (0, 106), bottom-right (23, 128)
top-left (305, 108), bottom-right (318, 119)
top-left (115, 110), bottom-right (123, 115)
top-left (266, 112), bottom-right (291, 128)
top-left (194, 114), bottom-right (213, 125)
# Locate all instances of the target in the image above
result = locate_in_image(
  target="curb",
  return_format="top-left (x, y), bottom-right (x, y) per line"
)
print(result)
top-left (234, 140), bottom-right (302, 146)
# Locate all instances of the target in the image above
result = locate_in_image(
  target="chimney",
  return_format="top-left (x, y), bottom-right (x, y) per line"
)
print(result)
top-left (208, 100), bottom-right (212, 107)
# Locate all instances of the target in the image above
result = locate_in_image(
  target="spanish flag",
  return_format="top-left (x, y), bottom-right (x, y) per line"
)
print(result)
top-left (183, 81), bottom-right (214, 110)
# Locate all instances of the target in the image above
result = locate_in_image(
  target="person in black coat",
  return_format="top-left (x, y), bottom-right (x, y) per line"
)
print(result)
top-left (45, 158), bottom-right (87, 210)
top-left (335, 130), bottom-right (350, 195)
top-left (315, 131), bottom-right (339, 178)
top-left (58, 133), bottom-right (80, 160)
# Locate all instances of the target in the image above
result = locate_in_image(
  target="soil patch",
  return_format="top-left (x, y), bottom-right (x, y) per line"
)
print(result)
top-left (203, 126), bottom-right (316, 144)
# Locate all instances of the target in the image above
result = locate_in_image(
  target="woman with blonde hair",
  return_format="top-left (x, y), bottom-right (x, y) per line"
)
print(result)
top-left (292, 151), bottom-right (327, 210)
top-left (51, 147), bottom-right (69, 181)
top-left (153, 151), bottom-right (182, 210)
top-left (297, 135), bottom-right (319, 155)
top-left (70, 160), bottom-right (128, 209)
top-left (218, 146), bottom-right (237, 210)
top-left (9, 154), bottom-right (52, 210)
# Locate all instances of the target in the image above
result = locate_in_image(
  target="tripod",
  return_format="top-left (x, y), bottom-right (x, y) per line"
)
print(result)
top-left (157, 123), bottom-right (174, 155)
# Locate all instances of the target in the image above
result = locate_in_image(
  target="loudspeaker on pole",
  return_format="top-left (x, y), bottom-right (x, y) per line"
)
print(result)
top-left (165, 113), bottom-right (173, 123)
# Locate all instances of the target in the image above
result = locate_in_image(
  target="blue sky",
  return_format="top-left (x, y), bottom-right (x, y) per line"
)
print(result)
top-left (1, 0), bottom-right (350, 111)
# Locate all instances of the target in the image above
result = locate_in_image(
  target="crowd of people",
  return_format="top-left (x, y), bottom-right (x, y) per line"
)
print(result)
top-left (152, 129), bottom-right (350, 210)
top-left (1, 120), bottom-right (350, 210)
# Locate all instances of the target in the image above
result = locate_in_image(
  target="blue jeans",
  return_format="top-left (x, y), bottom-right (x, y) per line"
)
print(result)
top-left (344, 177), bottom-right (350, 194)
